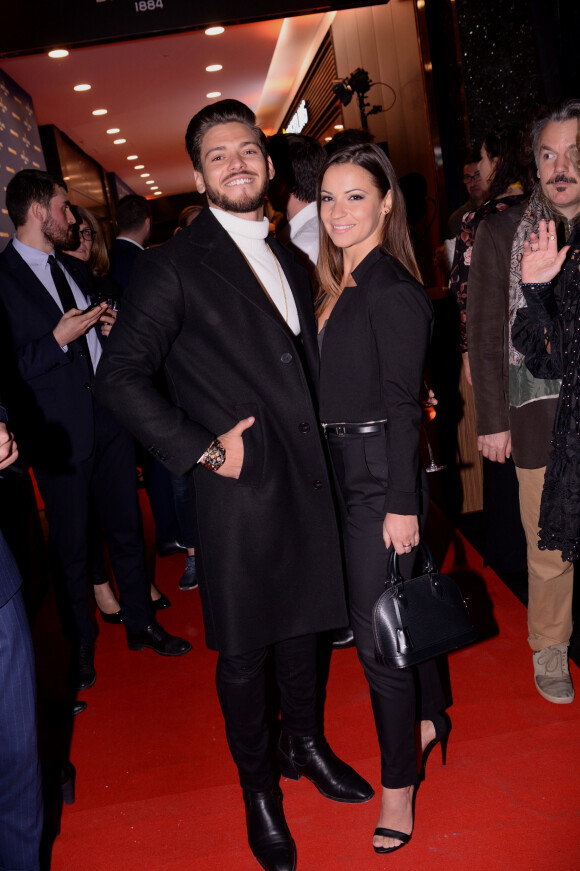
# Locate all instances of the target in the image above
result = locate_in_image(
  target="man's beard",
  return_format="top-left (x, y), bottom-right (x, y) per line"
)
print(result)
top-left (41, 214), bottom-right (74, 249)
top-left (204, 174), bottom-right (268, 214)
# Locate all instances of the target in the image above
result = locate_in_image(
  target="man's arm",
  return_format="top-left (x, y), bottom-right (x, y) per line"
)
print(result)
top-left (467, 217), bottom-right (512, 458)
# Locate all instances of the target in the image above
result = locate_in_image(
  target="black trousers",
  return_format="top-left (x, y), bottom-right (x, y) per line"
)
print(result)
top-left (33, 403), bottom-right (153, 645)
top-left (215, 633), bottom-right (318, 791)
top-left (327, 431), bottom-right (446, 789)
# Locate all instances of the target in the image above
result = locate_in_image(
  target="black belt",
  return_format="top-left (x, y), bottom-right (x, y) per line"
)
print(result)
top-left (323, 422), bottom-right (387, 437)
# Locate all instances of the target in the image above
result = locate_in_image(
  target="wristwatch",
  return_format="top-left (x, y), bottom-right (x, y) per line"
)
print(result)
top-left (200, 437), bottom-right (226, 471)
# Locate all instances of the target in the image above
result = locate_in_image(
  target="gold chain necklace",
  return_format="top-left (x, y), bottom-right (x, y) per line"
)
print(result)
top-left (266, 244), bottom-right (288, 324)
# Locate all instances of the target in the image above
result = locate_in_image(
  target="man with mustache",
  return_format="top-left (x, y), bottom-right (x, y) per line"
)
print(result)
top-left (95, 100), bottom-right (373, 871)
top-left (468, 100), bottom-right (580, 704)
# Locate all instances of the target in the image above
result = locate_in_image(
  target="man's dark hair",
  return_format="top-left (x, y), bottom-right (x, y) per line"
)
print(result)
top-left (5, 168), bottom-right (67, 228)
top-left (267, 134), bottom-right (326, 204)
top-left (530, 98), bottom-right (580, 166)
top-left (115, 195), bottom-right (152, 234)
top-left (185, 99), bottom-right (268, 171)
top-left (325, 127), bottom-right (374, 156)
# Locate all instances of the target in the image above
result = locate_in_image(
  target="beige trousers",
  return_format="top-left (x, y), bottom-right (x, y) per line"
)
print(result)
top-left (516, 466), bottom-right (574, 651)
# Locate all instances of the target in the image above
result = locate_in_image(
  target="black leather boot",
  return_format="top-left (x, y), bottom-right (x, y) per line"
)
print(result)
top-left (243, 786), bottom-right (296, 871)
top-left (277, 732), bottom-right (374, 803)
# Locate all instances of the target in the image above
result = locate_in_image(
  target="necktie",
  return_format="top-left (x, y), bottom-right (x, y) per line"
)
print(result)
top-left (48, 254), bottom-right (93, 375)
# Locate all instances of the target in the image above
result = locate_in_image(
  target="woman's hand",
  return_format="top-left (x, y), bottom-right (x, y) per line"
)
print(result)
top-left (521, 219), bottom-right (569, 284)
top-left (383, 513), bottom-right (420, 555)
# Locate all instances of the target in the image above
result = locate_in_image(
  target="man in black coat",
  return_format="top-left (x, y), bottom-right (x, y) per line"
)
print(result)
top-left (108, 194), bottom-right (151, 294)
top-left (0, 170), bottom-right (191, 694)
top-left (0, 405), bottom-right (42, 871)
top-left (95, 100), bottom-right (372, 871)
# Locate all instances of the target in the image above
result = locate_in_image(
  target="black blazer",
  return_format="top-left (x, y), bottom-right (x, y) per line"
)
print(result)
top-left (95, 208), bottom-right (347, 654)
top-left (0, 242), bottom-right (97, 466)
top-left (319, 247), bottom-right (433, 515)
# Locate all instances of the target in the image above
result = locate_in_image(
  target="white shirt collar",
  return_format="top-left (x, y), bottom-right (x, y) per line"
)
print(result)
top-left (210, 207), bottom-right (269, 241)
top-left (12, 236), bottom-right (53, 265)
top-left (288, 201), bottom-right (318, 235)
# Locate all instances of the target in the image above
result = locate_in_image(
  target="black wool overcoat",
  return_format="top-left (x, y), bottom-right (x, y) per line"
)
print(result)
top-left (95, 209), bottom-right (347, 655)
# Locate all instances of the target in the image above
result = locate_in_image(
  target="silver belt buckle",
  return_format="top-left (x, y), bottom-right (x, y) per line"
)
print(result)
top-left (336, 425), bottom-right (346, 437)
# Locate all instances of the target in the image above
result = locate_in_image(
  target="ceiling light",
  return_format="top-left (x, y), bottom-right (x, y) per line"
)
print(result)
top-left (73, 84), bottom-right (91, 92)
top-left (48, 49), bottom-right (69, 59)
top-left (113, 138), bottom-right (126, 144)
top-left (205, 26), bottom-right (225, 36)
top-left (334, 124), bottom-right (344, 130)
top-left (92, 109), bottom-right (108, 116)
top-left (134, 164), bottom-right (145, 169)
top-left (127, 154), bottom-right (138, 160)
top-left (206, 91), bottom-right (221, 98)
top-left (325, 137), bottom-right (332, 142)
top-left (107, 128), bottom-right (120, 134)
top-left (205, 64), bottom-right (223, 72)
top-left (146, 180), bottom-right (155, 185)
top-left (150, 186), bottom-right (159, 190)
top-left (140, 173), bottom-right (150, 178)
top-left (154, 191), bottom-right (162, 195)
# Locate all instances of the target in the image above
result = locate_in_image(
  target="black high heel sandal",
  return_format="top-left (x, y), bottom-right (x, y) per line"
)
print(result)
top-left (373, 784), bottom-right (416, 855)
top-left (419, 711), bottom-right (451, 781)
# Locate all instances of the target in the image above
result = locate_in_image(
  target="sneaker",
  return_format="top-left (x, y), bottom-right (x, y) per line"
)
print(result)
top-left (179, 555), bottom-right (198, 591)
top-left (532, 644), bottom-right (574, 704)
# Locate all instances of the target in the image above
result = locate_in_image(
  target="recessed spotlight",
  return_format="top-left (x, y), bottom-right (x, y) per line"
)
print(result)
top-left (113, 138), bottom-right (126, 145)
top-left (154, 191), bottom-right (162, 195)
top-left (126, 154), bottom-right (138, 160)
top-left (146, 180), bottom-right (155, 185)
top-left (325, 137), bottom-right (332, 142)
top-left (140, 173), bottom-right (150, 178)
top-left (150, 186), bottom-right (159, 190)
top-left (334, 124), bottom-right (344, 130)
top-left (206, 91), bottom-right (221, 98)
top-left (205, 64), bottom-right (223, 72)
top-left (92, 109), bottom-right (108, 116)
top-left (205, 26), bottom-right (225, 36)
top-left (48, 49), bottom-right (69, 59)
top-left (107, 128), bottom-right (121, 135)
top-left (73, 84), bottom-right (91, 92)
top-left (134, 165), bottom-right (145, 170)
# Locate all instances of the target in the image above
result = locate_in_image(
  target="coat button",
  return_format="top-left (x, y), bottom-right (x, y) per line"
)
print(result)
top-left (298, 422), bottom-right (310, 433)
top-left (83, 382), bottom-right (91, 390)
top-left (312, 480), bottom-right (323, 489)
top-left (281, 352), bottom-right (293, 363)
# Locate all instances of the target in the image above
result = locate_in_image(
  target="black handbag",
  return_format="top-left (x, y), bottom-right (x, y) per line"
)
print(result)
top-left (372, 541), bottom-right (476, 668)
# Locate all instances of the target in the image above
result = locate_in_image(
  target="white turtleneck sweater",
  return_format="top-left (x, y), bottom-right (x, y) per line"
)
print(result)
top-left (210, 207), bottom-right (300, 336)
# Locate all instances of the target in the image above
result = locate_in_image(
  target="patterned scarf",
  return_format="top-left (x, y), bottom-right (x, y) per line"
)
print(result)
top-left (508, 186), bottom-right (562, 407)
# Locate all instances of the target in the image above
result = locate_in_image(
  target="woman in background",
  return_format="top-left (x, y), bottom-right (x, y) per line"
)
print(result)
top-left (316, 143), bottom-right (449, 855)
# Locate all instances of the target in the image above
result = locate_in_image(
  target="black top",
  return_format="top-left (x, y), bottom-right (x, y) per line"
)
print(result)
top-left (512, 224), bottom-right (580, 560)
top-left (319, 246), bottom-right (433, 514)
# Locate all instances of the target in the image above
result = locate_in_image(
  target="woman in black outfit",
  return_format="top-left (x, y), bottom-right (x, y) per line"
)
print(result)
top-left (316, 143), bottom-right (449, 855)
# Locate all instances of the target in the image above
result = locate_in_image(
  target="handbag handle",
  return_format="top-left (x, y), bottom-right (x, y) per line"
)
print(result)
top-left (386, 539), bottom-right (436, 586)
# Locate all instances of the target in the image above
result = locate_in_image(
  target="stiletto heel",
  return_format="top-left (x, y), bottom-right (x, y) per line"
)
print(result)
top-left (419, 711), bottom-right (451, 781)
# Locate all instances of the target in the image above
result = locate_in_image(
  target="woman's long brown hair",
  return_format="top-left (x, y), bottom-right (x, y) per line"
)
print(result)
top-left (315, 143), bottom-right (422, 304)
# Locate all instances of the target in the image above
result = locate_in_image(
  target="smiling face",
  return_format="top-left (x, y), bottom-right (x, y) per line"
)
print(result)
top-left (536, 119), bottom-right (580, 219)
top-left (319, 163), bottom-right (391, 265)
top-left (193, 121), bottom-right (274, 220)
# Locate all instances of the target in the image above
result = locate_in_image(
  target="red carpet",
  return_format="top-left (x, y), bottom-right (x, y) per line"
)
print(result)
top-left (47, 502), bottom-right (579, 871)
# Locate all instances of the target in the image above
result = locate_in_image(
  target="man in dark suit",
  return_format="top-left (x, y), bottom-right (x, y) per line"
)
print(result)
top-left (95, 100), bottom-right (372, 871)
top-left (0, 403), bottom-right (42, 871)
top-left (108, 194), bottom-right (152, 293)
top-left (0, 170), bottom-right (191, 694)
